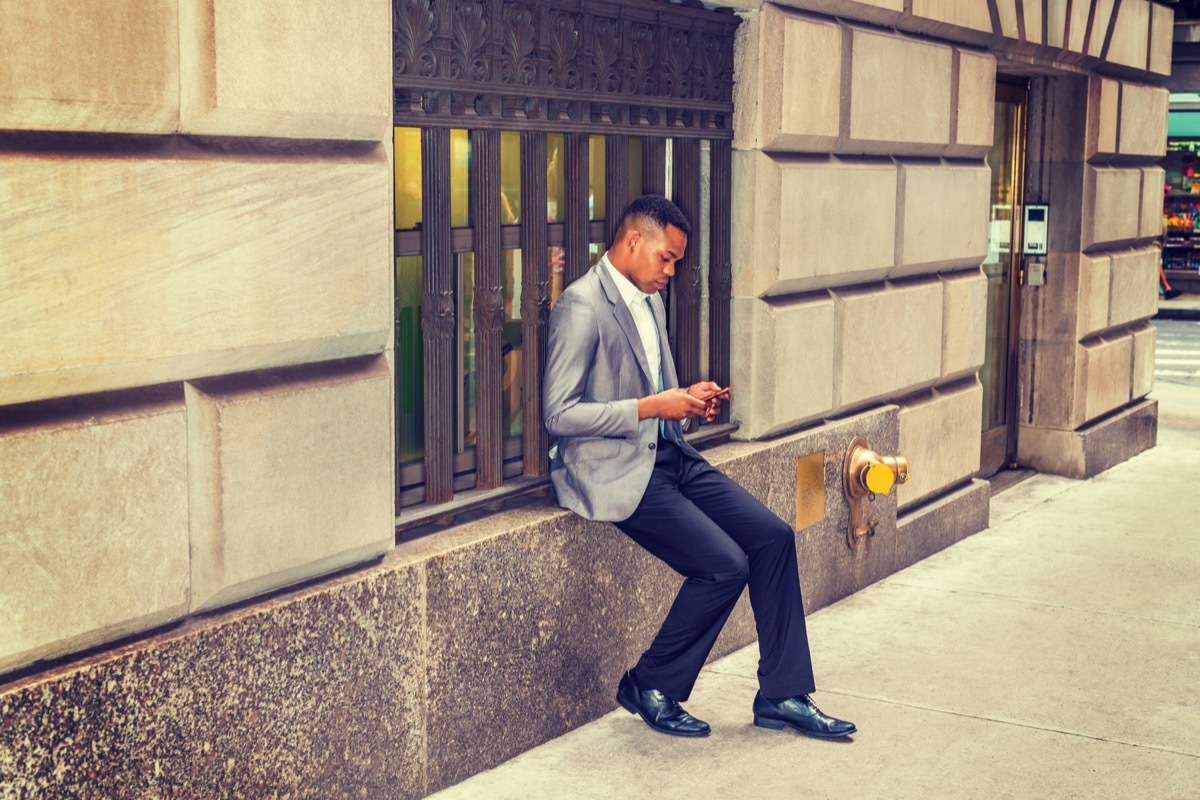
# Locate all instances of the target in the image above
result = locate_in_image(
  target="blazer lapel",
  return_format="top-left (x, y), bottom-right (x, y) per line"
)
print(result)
top-left (596, 260), bottom-right (656, 390)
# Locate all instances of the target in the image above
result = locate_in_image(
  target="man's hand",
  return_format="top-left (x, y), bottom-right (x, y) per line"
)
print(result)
top-left (638, 388), bottom-right (709, 421)
top-left (686, 381), bottom-right (733, 422)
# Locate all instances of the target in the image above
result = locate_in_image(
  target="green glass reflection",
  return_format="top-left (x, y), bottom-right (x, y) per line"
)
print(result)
top-left (628, 138), bottom-right (644, 206)
top-left (396, 256), bottom-right (424, 464)
top-left (547, 133), bottom-right (565, 222)
top-left (589, 134), bottom-right (606, 221)
top-left (451, 129), bottom-right (471, 228)
top-left (501, 130), bottom-right (522, 225)
top-left (502, 249), bottom-right (524, 439)
top-left (589, 242), bottom-right (605, 269)
top-left (394, 128), bottom-right (422, 230)
top-left (457, 252), bottom-right (476, 454)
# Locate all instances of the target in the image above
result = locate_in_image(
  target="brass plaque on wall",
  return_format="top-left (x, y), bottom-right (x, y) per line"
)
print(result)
top-left (795, 450), bottom-right (826, 531)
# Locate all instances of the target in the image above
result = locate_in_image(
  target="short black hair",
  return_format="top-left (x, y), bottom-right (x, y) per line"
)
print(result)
top-left (613, 194), bottom-right (691, 245)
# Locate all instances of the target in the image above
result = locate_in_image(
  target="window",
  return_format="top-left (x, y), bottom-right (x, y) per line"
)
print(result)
top-left (393, 0), bottom-right (739, 524)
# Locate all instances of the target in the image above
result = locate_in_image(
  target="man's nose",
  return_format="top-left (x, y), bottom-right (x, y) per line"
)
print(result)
top-left (664, 262), bottom-right (675, 276)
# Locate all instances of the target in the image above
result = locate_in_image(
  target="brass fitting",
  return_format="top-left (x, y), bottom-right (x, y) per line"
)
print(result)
top-left (842, 437), bottom-right (910, 549)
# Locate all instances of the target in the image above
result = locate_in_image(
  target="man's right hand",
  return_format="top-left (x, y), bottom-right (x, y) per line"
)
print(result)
top-left (637, 388), bottom-right (709, 421)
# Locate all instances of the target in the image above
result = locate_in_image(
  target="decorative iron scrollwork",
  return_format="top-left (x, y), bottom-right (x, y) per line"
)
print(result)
top-left (393, 0), bottom-right (738, 137)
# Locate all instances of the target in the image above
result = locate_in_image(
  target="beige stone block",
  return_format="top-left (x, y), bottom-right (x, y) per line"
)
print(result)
top-left (766, 9), bottom-right (843, 152)
top-left (1131, 323), bottom-right (1156, 400)
top-left (769, 0), bottom-right (902, 26)
top-left (729, 296), bottom-right (835, 439)
top-left (1149, 2), bottom-right (1175, 76)
top-left (1119, 84), bottom-right (1168, 158)
top-left (896, 378), bottom-right (983, 509)
top-left (187, 358), bottom-right (394, 612)
top-left (0, 393), bottom-right (189, 673)
top-left (0, 152), bottom-right (392, 407)
top-left (1019, 336), bottom-right (1092, 430)
top-left (731, 152), bottom-right (897, 297)
top-left (180, 0), bottom-right (391, 140)
top-left (1068, 0), bottom-right (1091, 53)
top-left (1088, 0), bottom-right (1118, 57)
top-left (0, 1), bottom-right (179, 134)
top-left (1087, 76), bottom-right (1119, 160)
top-left (1046, 0), bottom-right (1067, 48)
top-left (995, 0), bottom-right (1019, 39)
top-left (910, 0), bottom-right (991, 33)
top-left (1081, 335), bottom-right (1134, 423)
top-left (941, 270), bottom-right (987, 380)
top-left (833, 281), bottom-right (943, 410)
top-left (1105, 0), bottom-right (1150, 71)
top-left (895, 163), bottom-right (990, 275)
top-left (1140, 167), bottom-right (1165, 239)
top-left (1079, 254), bottom-right (1113, 340)
top-left (1020, 0), bottom-right (1043, 45)
top-left (848, 29), bottom-right (953, 153)
top-left (1108, 248), bottom-right (1160, 327)
top-left (1083, 167), bottom-right (1143, 249)
top-left (953, 51), bottom-right (996, 152)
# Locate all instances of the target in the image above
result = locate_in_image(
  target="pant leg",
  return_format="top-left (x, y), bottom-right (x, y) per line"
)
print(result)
top-left (676, 453), bottom-right (816, 700)
top-left (615, 445), bottom-right (751, 702)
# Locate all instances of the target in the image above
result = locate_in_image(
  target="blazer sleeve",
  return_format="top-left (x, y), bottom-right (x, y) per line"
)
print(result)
top-left (543, 290), bottom-right (640, 439)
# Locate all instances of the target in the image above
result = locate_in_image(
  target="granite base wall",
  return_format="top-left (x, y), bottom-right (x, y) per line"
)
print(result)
top-left (0, 407), bottom-right (993, 799)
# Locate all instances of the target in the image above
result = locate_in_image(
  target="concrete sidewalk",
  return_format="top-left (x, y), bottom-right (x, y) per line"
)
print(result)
top-left (428, 383), bottom-right (1200, 800)
top-left (1157, 291), bottom-right (1200, 321)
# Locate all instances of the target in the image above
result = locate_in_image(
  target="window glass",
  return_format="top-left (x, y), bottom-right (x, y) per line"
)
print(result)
top-left (394, 128), bottom-right (422, 230)
top-left (589, 134), bottom-right (606, 221)
top-left (500, 130), bottom-right (522, 225)
top-left (589, 242), bottom-right (605, 269)
top-left (457, 252), bottom-right (476, 454)
top-left (547, 134), bottom-right (565, 222)
top-left (451, 129), bottom-right (472, 228)
top-left (502, 249), bottom-right (523, 439)
top-left (396, 255), bottom-right (424, 464)
top-left (549, 246), bottom-right (565, 307)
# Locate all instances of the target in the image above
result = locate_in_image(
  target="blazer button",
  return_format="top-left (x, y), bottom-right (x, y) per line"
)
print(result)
top-left (648, 442), bottom-right (656, 451)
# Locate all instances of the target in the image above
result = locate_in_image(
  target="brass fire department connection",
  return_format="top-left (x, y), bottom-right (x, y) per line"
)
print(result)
top-left (841, 436), bottom-right (910, 549)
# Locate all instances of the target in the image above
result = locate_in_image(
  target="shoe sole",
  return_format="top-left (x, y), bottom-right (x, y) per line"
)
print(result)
top-left (753, 714), bottom-right (856, 739)
top-left (617, 694), bottom-right (710, 738)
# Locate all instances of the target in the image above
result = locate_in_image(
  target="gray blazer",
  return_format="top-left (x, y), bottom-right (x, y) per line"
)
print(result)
top-left (543, 260), bottom-right (701, 522)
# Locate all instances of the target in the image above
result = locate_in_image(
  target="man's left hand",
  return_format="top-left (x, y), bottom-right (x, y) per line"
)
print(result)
top-left (686, 382), bottom-right (732, 422)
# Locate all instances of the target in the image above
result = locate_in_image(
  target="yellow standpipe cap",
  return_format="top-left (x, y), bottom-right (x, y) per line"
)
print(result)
top-left (864, 462), bottom-right (896, 495)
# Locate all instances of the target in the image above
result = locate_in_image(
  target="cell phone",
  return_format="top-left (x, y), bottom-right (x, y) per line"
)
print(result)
top-left (700, 385), bottom-right (735, 401)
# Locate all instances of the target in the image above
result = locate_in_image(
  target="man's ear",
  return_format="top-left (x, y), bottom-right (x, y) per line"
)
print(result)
top-left (625, 229), bottom-right (641, 254)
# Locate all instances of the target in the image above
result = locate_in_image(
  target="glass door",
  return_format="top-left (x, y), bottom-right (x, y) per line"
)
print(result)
top-left (980, 80), bottom-right (1028, 477)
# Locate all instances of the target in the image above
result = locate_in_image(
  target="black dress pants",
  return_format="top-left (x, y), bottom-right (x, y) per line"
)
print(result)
top-left (615, 436), bottom-right (816, 702)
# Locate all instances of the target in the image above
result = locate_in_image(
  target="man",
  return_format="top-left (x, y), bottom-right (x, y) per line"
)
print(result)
top-left (543, 195), bottom-right (855, 739)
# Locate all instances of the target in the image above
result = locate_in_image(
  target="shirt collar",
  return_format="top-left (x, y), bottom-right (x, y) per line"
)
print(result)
top-left (601, 253), bottom-right (650, 307)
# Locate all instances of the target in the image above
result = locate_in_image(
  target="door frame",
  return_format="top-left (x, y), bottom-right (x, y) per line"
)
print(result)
top-left (979, 78), bottom-right (1029, 477)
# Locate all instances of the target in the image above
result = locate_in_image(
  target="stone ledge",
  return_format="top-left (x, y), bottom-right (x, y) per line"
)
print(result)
top-left (1017, 399), bottom-right (1158, 479)
top-left (0, 407), bottom-right (1000, 799)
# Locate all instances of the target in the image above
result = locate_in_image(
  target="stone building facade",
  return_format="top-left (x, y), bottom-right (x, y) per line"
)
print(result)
top-left (0, 0), bottom-right (1169, 797)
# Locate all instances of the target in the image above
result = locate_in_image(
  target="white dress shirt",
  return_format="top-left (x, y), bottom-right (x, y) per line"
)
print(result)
top-left (602, 254), bottom-right (663, 391)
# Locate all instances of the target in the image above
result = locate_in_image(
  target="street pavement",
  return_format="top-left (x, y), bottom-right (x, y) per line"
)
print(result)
top-left (427, 334), bottom-right (1200, 800)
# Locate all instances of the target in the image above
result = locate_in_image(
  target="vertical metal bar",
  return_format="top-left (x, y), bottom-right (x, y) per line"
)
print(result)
top-left (642, 137), bottom-right (666, 197)
top-left (520, 131), bottom-right (550, 476)
top-left (708, 138), bottom-right (733, 423)
top-left (605, 135), bottom-right (629, 247)
top-left (564, 132), bottom-right (590, 284)
top-left (421, 127), bottom-right (454, 504)
top-left (671, 137), bottom-right (702, 389)
top-left (472, 129), bottom-right (504, 489)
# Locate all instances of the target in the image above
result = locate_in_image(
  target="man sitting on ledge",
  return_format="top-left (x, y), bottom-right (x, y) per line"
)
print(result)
top-left (543, 194), bottom-right (856, 739)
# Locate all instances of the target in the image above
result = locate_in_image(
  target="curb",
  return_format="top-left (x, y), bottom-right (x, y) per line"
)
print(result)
top-left (1155, 308), bottom-right (1200, 321)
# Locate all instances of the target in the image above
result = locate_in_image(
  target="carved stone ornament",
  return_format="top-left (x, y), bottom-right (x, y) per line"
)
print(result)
top-left (393, 0), bottom-right (738, 137)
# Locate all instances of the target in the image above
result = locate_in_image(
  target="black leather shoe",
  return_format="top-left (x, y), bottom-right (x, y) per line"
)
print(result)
top-left (752, 692), bottom-right (856, 739)
top-left (616, 670), bottom-right (710, 737)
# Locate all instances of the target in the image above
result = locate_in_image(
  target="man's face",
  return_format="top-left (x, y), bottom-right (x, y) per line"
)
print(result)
top-left (624, 223), bottom-right (688, 295)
